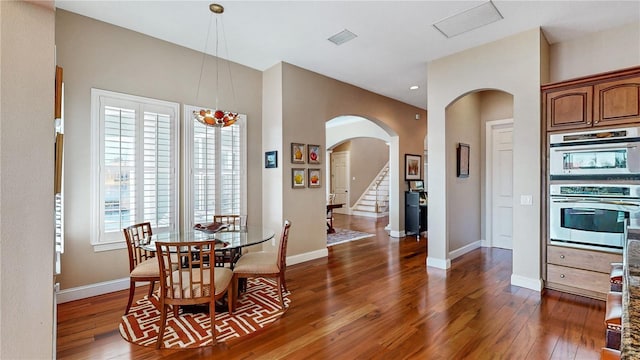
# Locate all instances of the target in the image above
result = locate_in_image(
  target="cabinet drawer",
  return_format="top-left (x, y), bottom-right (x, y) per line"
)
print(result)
top-left (547, 264), bottom-right (611, 294)
top-left (547, 245), bottom-right (621, 273)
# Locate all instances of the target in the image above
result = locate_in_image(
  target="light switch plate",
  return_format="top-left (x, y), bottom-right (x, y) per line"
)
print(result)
top-left (520, 195), bottom-right (533, 205)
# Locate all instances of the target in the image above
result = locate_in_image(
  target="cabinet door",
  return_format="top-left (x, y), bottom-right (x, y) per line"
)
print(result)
top-left (545, 86), bottom-right (593, 130)
top-left (593, 75), bottom-right (640, 127)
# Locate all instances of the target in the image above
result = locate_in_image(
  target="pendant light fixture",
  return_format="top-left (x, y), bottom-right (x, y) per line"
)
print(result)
top-left (193, 3), bottom-right (239, 128)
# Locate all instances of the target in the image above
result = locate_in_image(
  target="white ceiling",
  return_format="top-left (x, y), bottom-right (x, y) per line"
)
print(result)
top-left (54, 1), bottom-right (640, 109)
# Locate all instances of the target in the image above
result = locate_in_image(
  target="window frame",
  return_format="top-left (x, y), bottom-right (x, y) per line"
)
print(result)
top-left (90, 89), bottom-right (180, 251)
top-left (182, 104), bottom-right (247, 230)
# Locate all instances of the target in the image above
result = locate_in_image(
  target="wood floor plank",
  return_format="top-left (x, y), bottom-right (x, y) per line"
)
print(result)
top-left (56, 214), bottom-right (606, 359)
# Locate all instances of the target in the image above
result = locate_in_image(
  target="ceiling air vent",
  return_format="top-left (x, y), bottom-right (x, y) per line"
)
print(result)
top-left (433, 1), bottom-right (503, 38)
top-left (328, 29), bottom-right (358, 46)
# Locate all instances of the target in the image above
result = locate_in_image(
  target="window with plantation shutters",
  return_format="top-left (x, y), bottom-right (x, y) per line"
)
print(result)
top-left (184, 105), bottom-right (246, 228)
top-left (91, 89), bottom-right (179, 250)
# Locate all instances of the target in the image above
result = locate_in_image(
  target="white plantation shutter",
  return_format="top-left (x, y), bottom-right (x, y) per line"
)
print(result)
top-left (92, 89), bottom-right (179, 249)
top-left (143, 111), bottom-right (174, 229)
top-left (219, 124), bottom-right (242, 213)
top-left (185, 105), bottom-right (246, 227)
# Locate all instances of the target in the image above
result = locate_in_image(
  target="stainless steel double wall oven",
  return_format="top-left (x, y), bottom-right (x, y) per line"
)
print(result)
top-left (548, 127), bottom-right (640, 252)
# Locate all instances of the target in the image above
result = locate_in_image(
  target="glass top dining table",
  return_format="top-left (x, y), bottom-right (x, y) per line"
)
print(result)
top-left (139, 225), bottom-right (275, 253)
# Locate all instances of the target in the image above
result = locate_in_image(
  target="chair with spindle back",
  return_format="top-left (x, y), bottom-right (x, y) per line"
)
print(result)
top-left (154, 240), bottom-right (234, 349)
top-left (212, 215), bottom-right (246, 266)
top-left (232, 220), bottom-right (291, 310)
top-left (122, 222), bottom-right (158, 315)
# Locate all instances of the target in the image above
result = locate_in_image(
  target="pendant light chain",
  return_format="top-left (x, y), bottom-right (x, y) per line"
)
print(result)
top-left (215, 16), bottom-right (220, 111)
top-left (195, 12), bottom-right (214, 108)
top-left (193, 3), bottom-right (239, 128)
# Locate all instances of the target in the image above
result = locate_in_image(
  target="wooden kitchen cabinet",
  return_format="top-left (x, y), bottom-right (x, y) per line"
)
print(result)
top-left (593, 75), bottom-right (640, 127)
top-left (546, 245), bottom-right (621, 300)
top-left (545, 86), bottom-right (593, 130)
top-left (543, 66), bottom-right (640, 132)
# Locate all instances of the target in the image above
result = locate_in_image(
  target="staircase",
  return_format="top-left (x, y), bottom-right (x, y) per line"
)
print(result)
top-left (352, 163), bottom-right (389, 218)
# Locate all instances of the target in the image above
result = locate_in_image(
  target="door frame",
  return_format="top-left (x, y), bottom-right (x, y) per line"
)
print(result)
top-left (484, 118), bottom-right (513, 248)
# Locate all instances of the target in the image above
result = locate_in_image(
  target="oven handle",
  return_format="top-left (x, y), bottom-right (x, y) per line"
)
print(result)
top-left (550, 198), bottom-right (640, 207)
top-left (551, 143), bottom-right (636, 152)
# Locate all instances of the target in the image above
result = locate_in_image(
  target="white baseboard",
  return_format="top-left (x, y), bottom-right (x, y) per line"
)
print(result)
top-left (389, 229), bottom-right (405, 238)
top-left (426, 256), bottom-right (451, 269)
top-left (287, 248), bottom-right (328, 266)
top-left (479, 239), bottom-right (489, 247)
top-left (57, 277), bottom-right (131, 304)
top-left (58, 249), bottom-right (329, 304)
top-left (511, 274), bottom-right (543, 292)
top-left (449, 240), bottom-right (481, 260)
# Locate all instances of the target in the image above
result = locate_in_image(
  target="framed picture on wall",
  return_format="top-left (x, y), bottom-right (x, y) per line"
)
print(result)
top-left (291, 143), bottom-right (305, 164)
top-left (404, 154), bottom-right (422, 180)
top-left (265, 150), bottom-right (278, 168)
top-left (457, 143), bottom-right (470, 178)
top-left (307, 144), bottom-right (321, 164)
top-left (292, 168), bottom-right (306, 188)
top-left (308, 168), bottom-right (321, 188)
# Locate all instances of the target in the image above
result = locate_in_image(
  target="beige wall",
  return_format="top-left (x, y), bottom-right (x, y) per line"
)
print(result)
top-left (333, 138), bottom-right (389, 207)
top-left (427, 28), bottom-right (544, 291)
top-left (55, 10), bottom-right (263, 289)
top-left (1, 1), bottom-right (55, 358)
top-left (549, 21), bottom-right (640, 82)
top-left (273, 63), bottom-right (425, 257)
top-left (261, 64), bottom-right (284, 244)
top-left (446, 94), bottom-right (481, 251)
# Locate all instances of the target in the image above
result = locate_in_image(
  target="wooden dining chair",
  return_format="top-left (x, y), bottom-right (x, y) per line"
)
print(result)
top-left (232, 220), bottom-right (291, 310)
top-left (155, 240), bottom-right (234, 349)
top-left (212, 214), bottom-right (246, 266)
top-left (123, 222), bottom-right (158, 315)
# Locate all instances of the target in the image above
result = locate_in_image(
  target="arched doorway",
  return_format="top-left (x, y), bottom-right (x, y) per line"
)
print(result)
top-left (326, 115), bottom-right (402, 235)
top-left (443, 89), bottom-right (514, 260)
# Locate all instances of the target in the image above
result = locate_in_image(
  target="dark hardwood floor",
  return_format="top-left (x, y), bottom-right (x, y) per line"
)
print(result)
top-left (57, 214), bottom-right (606, 359)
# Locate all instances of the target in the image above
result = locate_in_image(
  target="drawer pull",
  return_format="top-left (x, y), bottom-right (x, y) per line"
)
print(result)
top-left (560, 255), bottom-right (565, 259)
top-left (560, 274), bottom-right (566, 278)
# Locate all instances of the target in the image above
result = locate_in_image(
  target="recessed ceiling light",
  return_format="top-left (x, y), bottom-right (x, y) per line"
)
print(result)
top-left (409, 85), bottom-right (420, 90)
top-left (433, 0), bottom-right (503, 38)
top-left (328, 29), bottom-right (358, 46)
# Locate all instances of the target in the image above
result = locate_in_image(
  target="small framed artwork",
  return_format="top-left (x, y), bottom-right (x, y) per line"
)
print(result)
top-left (457, 143), bottom-right (470, 178)
top-left (308, 168), bottom-right (321, 188)
top-left (404, 154), bottom-right (422, 180)
top-left (292, 168), bottom-right (306, 188)
top-left (291, 143), bottom-right (305, 164)
top-left (307, 144), bottom-right (321, 164)
top-left (265, 150), bottom-right (278, 168)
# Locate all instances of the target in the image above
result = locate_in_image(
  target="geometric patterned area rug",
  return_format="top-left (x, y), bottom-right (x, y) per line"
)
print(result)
top-left (327, 228), bottom-right (375, 247)
top-left (119, 278), bottom-right (290, 349)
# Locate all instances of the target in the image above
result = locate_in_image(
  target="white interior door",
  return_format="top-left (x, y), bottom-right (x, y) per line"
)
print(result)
top-left (491, 123), bottom-right (513, 249)
top-left (331, 151), bottom-right (349, 214)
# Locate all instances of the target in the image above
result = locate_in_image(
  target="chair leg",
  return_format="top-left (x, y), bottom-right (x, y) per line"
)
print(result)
top-left (210, 300), bottom-right (217, 344)
top-left (280, 273), bottom-right (288, 293)
top-left (147, 280), bottom-right (155, 298)
top-left (227, 280), bottom-right (234, 315)
top-left (276, 277), bottom-right (284, 310)
top-left (125, 280), bottom-right (136, 315)
top-left (231, 274), bottom-right (240, 312)
top-left (156, 303), bottom-right (168, 349)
